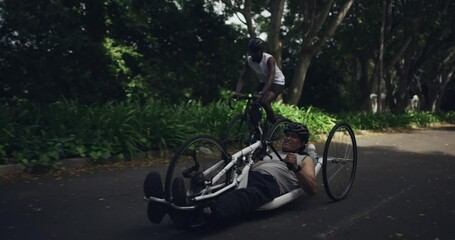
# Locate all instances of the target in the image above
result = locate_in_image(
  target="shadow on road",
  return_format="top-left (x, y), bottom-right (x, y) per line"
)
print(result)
top-left (430, 125), bottom-right (455, 132)
top-left (1, 131), bottom-right (454, 240)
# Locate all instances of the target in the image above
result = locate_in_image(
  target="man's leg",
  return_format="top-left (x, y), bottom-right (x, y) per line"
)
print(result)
top-left (260, 84), bottom-right (284, 123)
top-left (208, 171), bottom-right (280, 222)
top-left (260, 91), bottom-right (278, 123)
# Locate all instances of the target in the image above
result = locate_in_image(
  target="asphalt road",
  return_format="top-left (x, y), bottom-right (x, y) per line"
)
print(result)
top-left (1, 126), bottom-right (454, 240)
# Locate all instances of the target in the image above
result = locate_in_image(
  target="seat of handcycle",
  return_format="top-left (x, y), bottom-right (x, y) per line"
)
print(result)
top-left (257, 187), bottom-right (304, 211)
top-left (237, 170), bottom-right (305, 211)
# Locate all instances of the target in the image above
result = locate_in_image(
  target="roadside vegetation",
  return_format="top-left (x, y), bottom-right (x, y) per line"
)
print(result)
top-left (1, 99), bottom-right (453, 171)
top-left (1, 1), bottom-right (454, 172)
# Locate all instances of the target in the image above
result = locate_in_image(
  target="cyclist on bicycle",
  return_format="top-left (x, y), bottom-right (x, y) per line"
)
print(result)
top-left (143, 122), bottom-right (317, 229)
top-left (234, 37), bottom-right (285, 125)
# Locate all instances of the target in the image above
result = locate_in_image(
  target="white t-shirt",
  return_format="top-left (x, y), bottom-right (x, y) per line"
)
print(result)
top-left (247, 53), bottom-right (285, 85)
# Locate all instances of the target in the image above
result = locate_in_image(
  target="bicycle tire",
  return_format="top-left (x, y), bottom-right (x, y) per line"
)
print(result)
top-left (322, 122), bottom-right (357, 201)
top-left (265, 118), bottom-right (292, 151)
top-left (164, 135), bottom-right (230, 203)
top-left (222, 114), bottom-right (250, 152)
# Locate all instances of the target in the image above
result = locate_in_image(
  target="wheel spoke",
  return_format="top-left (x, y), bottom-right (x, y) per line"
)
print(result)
top-left (165, 136), bottom-right (230, 202)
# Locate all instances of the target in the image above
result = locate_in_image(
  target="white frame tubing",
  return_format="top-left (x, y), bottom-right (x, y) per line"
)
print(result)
top-left (145, 142), bottom-right (325, 211)
top-left (144, 141), bottom-right (261, 209)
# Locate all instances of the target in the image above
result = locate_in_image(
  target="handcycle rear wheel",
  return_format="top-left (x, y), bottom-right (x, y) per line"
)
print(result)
top-left (164, 135), bottom-right (231, 203)
top-left (322, 122), bottom-right (358, 201)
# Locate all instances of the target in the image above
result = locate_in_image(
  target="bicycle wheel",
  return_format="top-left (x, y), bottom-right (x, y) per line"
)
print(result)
top-left (265, 118), bottom-right (292, 152)
top-left (223, 114), bottom-right (250, 152)
top-left (164, 135), bottom-right (231, 203)
top-left (322, 122), bottom-right (357, 201)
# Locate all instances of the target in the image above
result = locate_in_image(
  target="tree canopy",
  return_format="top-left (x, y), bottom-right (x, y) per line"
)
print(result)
top-left (1, 0), bottom-right (454, 112)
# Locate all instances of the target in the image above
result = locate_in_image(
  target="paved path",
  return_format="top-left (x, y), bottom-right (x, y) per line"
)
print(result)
top-left (1, 126), bottom-right (454, 240)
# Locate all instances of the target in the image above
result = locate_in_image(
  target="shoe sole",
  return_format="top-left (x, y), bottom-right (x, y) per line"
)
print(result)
top-left (143, 172), bottom-right (162, 198)
top-left (143, 171), bottom-right (166, 224)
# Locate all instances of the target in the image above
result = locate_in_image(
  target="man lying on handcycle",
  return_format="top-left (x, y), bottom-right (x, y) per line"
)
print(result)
top-left (143, 122), bottom-right (318, 229)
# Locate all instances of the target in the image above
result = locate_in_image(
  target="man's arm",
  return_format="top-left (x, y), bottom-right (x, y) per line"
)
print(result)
top-left (283, 153), bottom-right (318, 196)
top-left (296, 156), bottom-right (318, 196)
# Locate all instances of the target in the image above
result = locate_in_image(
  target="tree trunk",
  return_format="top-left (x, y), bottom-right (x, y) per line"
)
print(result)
top-left (221, 0), bottom-right (256, 37)
top-left (287, 48), bottom-right (314, 105)
top-left (384, 72), bottom-right (396, 112)
top-left (373, 0), bottom-right (391, 113)
top-left (242, 0), bottom-right (256, 37)
top-left (426, 60), bottom-right (455, 113)
top-left (394, 61), bottom-right (412, 113)
top-left (358, 54), bottom-right (374, 111)
top-left (426, 82), bottom-right (443, 113)
top-left (222, 0), bottom-right (356, 106)
top-left (287, 0), bottom-right (355, 105)
top-left (268, 0), bottom-right (285, 67)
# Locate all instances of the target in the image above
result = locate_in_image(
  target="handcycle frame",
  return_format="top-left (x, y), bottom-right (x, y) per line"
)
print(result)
top-left (146, 121), bottom-right (358, 212)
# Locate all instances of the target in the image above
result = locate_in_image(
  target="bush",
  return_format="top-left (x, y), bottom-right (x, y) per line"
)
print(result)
top-left (337, 111), bottom-right (455, 130)
top-left (0, 99), bottom-right (236, 170)
top-left (274, 103), bottom-right (337, 137)
top-left (1, 99), bottom-right (453, 171)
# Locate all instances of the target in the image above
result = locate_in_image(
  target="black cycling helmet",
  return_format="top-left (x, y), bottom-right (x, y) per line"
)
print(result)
top-left (284, 122), bottom-right (310, 144)
top-left (248, 37), bottom-right (265, 52)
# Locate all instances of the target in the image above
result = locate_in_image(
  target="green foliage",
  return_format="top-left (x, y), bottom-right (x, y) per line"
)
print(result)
top-left (0, 0), bottom-right (122, 104)
top-left (0, 99), bottom-right (226, 170)
top-left (0, 0), bottom-right (245, 105)
top-left (178, 100), bottom-right (233, 137)
top-left (1, 99), bottom-right (453, 171)
top-left (273, 102), bottom-right (337, 139)
top-left (337, 111), bottom-right (455, 130)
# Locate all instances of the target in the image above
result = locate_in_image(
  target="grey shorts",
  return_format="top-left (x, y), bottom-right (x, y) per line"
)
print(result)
top-left (255, 83), bottom-right (285, 96)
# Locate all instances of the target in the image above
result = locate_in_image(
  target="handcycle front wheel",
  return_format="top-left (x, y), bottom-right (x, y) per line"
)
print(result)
top-left (164, 135), bottom-right (231, 203)
top-left (322, 122), bottom-right (358, 201)
top-left (262, 118), bottom-right (292, 158)
top-left (265, 117), bottom-right (292, 143)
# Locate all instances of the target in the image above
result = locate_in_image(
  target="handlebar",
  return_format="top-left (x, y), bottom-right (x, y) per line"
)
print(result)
top-left (233, 94), bottom-right (256, 101)
top-left (228, 94), bottom-right (257, 109)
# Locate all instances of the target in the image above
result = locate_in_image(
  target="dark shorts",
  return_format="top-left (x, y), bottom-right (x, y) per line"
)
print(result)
top-left (255, 83), bottom-right (285, 96)
top-left (209, 171), bottom-right (281, 222)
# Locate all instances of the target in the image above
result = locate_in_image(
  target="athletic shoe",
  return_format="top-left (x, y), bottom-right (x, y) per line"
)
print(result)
top-left (143, 171), bottom-right (166, 224)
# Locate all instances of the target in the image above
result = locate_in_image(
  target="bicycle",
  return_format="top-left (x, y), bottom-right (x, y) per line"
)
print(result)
top-left (222, 94), bottom-right (287, 153)
top-left (145, 120), bottom-right (358, 228)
